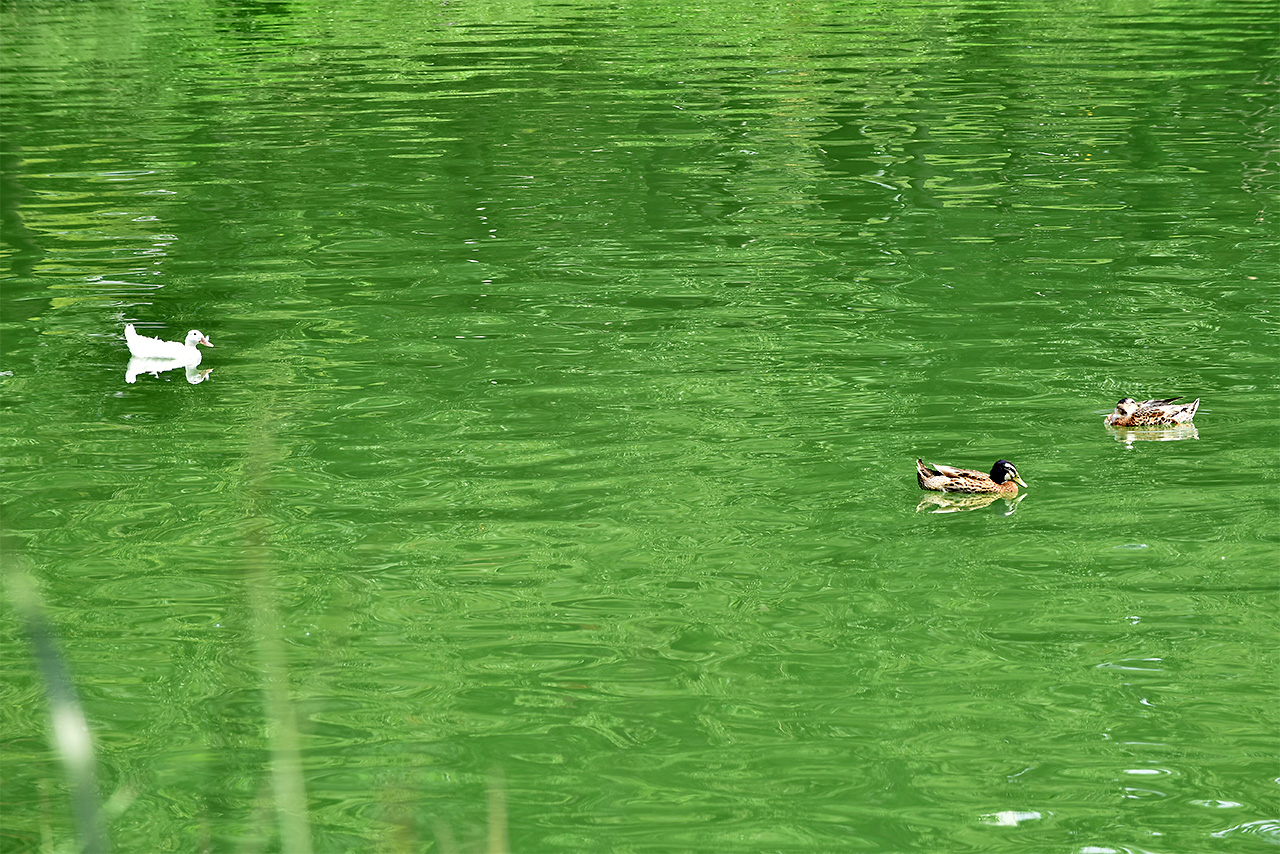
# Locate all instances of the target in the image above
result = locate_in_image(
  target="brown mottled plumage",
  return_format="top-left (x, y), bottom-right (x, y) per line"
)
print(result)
top-left (1104, 397), bottom-right (1199, 427)
top-left (916, 459), bottom-right (1026, 494)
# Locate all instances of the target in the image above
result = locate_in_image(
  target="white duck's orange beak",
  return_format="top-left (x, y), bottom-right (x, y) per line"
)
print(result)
top-left (201, 336), bottom-right (213, 347)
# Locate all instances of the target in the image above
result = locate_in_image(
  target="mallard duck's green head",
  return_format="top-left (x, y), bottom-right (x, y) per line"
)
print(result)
top-left (990, 460), bottom-right (1027, 488)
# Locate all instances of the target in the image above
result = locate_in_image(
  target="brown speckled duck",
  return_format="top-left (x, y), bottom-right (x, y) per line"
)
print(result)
top-left (916, 459), bottom-right (1026, 494)
top-left (1104, 397), bottom-right (1199, 427)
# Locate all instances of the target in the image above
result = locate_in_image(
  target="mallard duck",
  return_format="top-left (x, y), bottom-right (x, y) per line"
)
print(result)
top-left (1103, 397), bottom-right (1199, 427)
top-left (125, 323), bottom-right (212, 364)
top-left (916, 459), bottom-right (1026, 494)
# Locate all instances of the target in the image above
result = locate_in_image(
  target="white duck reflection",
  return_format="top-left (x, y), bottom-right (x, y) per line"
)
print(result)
top-left (123, 323), bottom-right (215, 384)
top-left (126, 358), bottom-right (213, 384)
top-left (1106, 424), bottom-right (1199, 448)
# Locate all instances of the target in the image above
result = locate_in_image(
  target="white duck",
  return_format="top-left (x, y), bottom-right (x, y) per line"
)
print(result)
top-left (125, 323), bottom-right (212, 364)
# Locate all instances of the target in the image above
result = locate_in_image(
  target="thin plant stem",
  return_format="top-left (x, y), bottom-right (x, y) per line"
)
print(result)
top-left (7, 566), bottom-right (109, 854)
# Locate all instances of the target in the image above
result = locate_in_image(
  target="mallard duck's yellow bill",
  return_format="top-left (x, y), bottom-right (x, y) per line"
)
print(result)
top-left (1014, 476), bottom-right (1028, 488)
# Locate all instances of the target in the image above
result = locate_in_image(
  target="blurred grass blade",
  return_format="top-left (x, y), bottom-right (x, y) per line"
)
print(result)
top-left (487, 769), bottom-right (507, 854)
top-left (8, 567), bottom-right (109, 853)
top-left (240, 395), bottom-right (313, 854)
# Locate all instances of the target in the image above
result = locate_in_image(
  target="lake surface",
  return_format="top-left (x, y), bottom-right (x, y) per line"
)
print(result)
top-left (2, 0), bottom-right (1277, 851)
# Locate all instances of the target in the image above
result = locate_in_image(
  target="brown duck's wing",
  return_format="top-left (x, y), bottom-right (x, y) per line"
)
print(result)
top-left (931, 463), bottom-right (987, 479)
top-left (1138, 397), bottom-right (1182, 406)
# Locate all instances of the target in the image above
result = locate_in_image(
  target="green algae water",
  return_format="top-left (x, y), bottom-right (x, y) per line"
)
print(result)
top-left (2, 0), bottom-right (1277, 850)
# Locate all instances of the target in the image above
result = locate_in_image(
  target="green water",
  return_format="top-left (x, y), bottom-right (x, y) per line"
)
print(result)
top-left (2, 0), bottom-right (1277, 851)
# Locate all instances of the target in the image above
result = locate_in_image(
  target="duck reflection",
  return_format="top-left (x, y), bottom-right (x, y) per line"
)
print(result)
top-left (1107, 423), bottom-right (1198, 448)
top-left (916, 491), bottom-right (1025, 516)
top-left (126, 357), bottom-right (213, 384)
